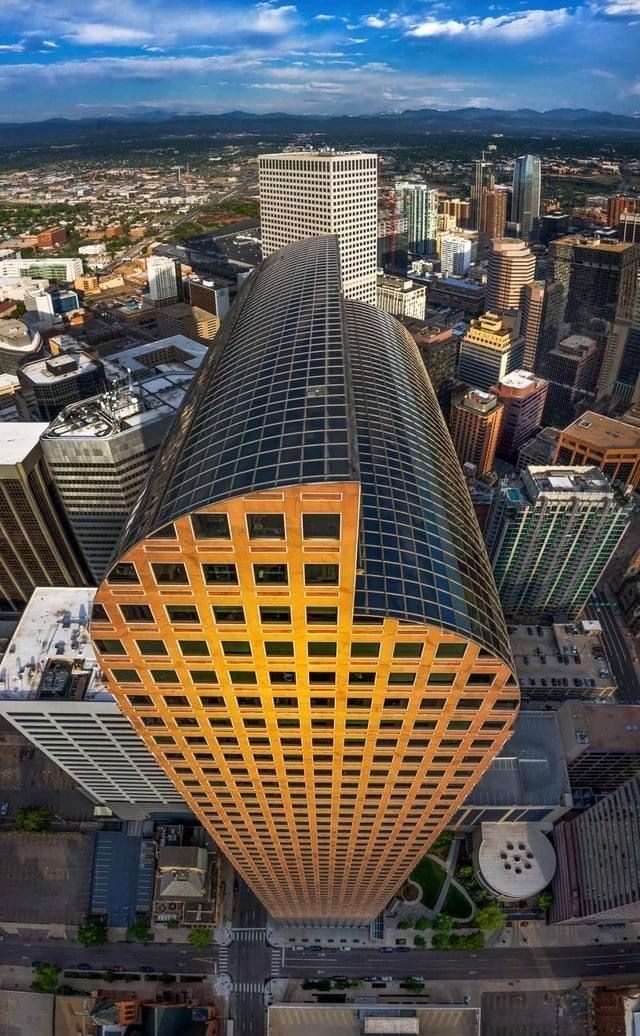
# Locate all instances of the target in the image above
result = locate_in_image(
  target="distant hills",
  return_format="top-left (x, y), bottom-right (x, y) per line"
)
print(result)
top-left (1, 106), bottom-right (639, 147)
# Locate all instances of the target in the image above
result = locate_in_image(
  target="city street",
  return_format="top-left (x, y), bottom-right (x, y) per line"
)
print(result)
top-left (585, 590), bottom-right (640, 702)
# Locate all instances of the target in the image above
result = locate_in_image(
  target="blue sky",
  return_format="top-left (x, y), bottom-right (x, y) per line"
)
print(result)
top-left (1, 0), bottom-right (639, 120)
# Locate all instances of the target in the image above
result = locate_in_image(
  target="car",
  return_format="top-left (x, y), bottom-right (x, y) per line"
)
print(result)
top-left (339, 946), bottom-right (351, 952)
top-left (380, 947), bottom-right (394, 953)
top-left (293, 945), bottom-right (305, 951)
top-left (307, 945), bottom-right (322, 952)
top-left (76, 964), bottom-right (92, 971)
top-left (110, 965), bottom-right (125, 972)
top-left (31, 960), bottom-right (43, 968)
top-left (0, 801), bottom-right (9, 817)
top-left (397, 946), bottom-right (411, 952)
top-left (139, 966), bottom-right (155, 973)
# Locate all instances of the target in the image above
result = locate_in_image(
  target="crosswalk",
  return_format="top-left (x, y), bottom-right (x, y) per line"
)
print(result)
top-left (233, 980), bottom-right (265, 993)
top-left (270, 946), bottom-right (283, 977)
top-left (216, 945), bottom-right (230, 974)
top-left (232, 927), bottom-right (267, 941)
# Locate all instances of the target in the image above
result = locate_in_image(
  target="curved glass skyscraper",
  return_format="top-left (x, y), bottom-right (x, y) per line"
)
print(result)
top-left (512, 154), bottom-right (542, 242)
top-left (92, 236), bottom-right (519, 924)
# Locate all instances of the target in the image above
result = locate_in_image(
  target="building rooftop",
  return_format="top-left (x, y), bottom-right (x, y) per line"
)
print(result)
top-left (19, 350), bottom-right (102, 386)
top-left (497, 369), bottom-right (545, 393)
top-left (553, 334), bottom-right (597, 357)
top-left (0, 318), bottom-right (39, 352)
top-left (558, 701), bottom-right (640, 755)
top-left (521, 465), bottom-right (619, 500)
top-left (458, 388), bottom-right (500, 414)
top-left (267, 1006), bottom-right (480, 1036)
top-left (468, 710), bottom-right (571, 808)
top-left (476, 822), bottom-right (556, 901)
top-left (0, 422), bottom-right (48, 465)
top-left (554, 235), bottom-right (637, 253)
top-left (559, 411), bottom-right (640, 451)
top-left (0, 586), bottom-right (110, 702)
top-left (377, 275), bottom-right (425, 295)
top-left (509, 622), bottom-right (616, 700)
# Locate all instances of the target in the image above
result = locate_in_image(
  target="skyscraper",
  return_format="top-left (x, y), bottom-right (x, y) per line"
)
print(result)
top-left (550, 236), bottom-right (640, 335)
top-left (147, 256), bottom-right (183, 306)
top-left (440, 234), bottom-right (472, 277)
top-left (485, 466), bottom-right (631, 618)
top-left (0, 424), bottom-right (87, 614)
top-left (486, 239), bottom-right (536, 313)
top-left (394, 183), bottom-right (438, 257)
top-left (259, 151), bottom-right (378, 305)
top-left (470, 154), bottom-right (495, 232)
top-left (449, 388), bottom-right (503, 476)
top-left (492, 370), bottom-right (548, 462)
top-left (457, 312), bottom-right (526, 391)
top-left (92, 237), bottom-right (519, 925)
top-left (512, 155), bottom-right (541, 241)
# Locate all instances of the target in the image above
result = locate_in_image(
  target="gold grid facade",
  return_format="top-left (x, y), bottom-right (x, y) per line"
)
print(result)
top-left (93, 484), bottom-right (517, 924)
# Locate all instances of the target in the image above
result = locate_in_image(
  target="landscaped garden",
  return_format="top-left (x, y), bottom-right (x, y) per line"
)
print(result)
top-left (410, 855), bottom-right (447, 908)
top-left (441, 880), bottom-right (473, 920)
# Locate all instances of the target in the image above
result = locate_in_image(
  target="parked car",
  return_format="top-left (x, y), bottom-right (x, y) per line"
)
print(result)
top-left (0, 802), bottom-right (9, 817)
top-left (380, 947), bottom-right (394, 953)
top-left (396, 946), bottom-right (411, 952)
top-left (110, 965), bottom-right (125, 972)
top-left (76, 964), bottom-right (92, 971)
top-left (139, 966), bottom-right (155, 973)
top-left (339, 946), bottom-right (351, 953)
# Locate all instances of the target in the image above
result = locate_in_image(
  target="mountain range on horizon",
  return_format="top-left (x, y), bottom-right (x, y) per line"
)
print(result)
top-left (1, 105), bottom-right (640, 147)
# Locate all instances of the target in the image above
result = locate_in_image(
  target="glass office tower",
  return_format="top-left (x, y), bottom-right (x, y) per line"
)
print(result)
top-left (92, 237), bottom-right (518, 925)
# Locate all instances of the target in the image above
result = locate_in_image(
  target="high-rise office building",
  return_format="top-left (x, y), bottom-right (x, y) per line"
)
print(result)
top-left (0, 318), bottom-right (43, 376)
top-left (554, 411), bottom-right (640, 489)
top-left (482, 188), bottom-right (508, 243)
top-left (520, 281), bottom-right (545, 369)
top-left (486, 239), bottom-right (536, 313)
top-left (259, 151), bottom-right (378, 305)
top-left (186, 279), bottom-right (230, 320)
top-left (551, 773), bottom-right (640, 924)
top-left (550, 237), bottom-right (640, 336)
top-left (156, 302), bottom-right (220, 344)
top-left (0, 424), bottom-right (87, 614)
top-left (440, 198), bottom-right (471, 228)
top-left (440, 235), bottom-right (472, 277)
top-left (41, 336), bottom-right (208, 583)
top-left (556, 702), bottom-right (640, 793)
top-left (512, 156), bottom-right (541, 242)
top-left (607, 194), bottom-right (635, 227)
top-left (458, 312), bottom-right (525, 391)
top-left (485, 466), bottom-right (631, 618)
top-left (542, 334), bottom-right (598, 428)
top-left (492, 370), bottom-right (548, 461)
top-left (91, 236), bottom-right (519, 925)
top-left (395, 183), bottom-right (438, 257)
top-left (403, 322), bottom-right (458, 414)
top-left (0, 587), bottom-right (188, 818)
top-left (147, 255), bottom-right (183, 306)
top-left (376, 275), bottom-right (426, 321)
top-left (18, 350), bottom-right (105, 421)
top-left (470, 154), bottom-right (495, 232)
top-left (449, 388), bottom-right (503, 476)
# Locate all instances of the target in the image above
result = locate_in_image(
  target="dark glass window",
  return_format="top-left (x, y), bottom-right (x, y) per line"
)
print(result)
top-left (200, 695), bottom-right (224, 706)
top-left (91, 603), bottom-right (109, 621)
top-left (494, 699), bottom-right (518, 711)
top-left (167, 605), bottom-right (200, 623)
top-left (349, 672), bottom-right (375, 685)
top-left (203, 563), bottom-right (237, 585)
top-left (384, 697), bottom-right (409, 709)
top-left (136, 639), bottom-right (168, 656)
top-left (244, 717), bottom-right (266, 728)
top-left (388, 672), bottom-right (415, 685)
top-left (213, 605), bottom-right (245, 623)
top-left (302, 514), bottom-right (340, 539)
top-left (152, 563), bottom-right (188, 585)
top-left (351, 642), bottom-right (380, 658)
top-left (120, 604), bottom-right (153, 623)
top-left (308, 642), bottom-right (336, 657)
top-left (107, 563), bottom-right (139, 585)
top-left (192, 513), bottom-right (230, 539)
top-left (269, 671), bottom-right (296, 684)
top-left (448, 720), bottom-right (471, 730)
top-left (304, 563), bottom-right (339, 585)
top-left (309, 672), bottom-right (335, 684)
top-left (265, 642), bottom-right (294, 657)
top-left (154, 735), bottom-right (175, 745)
top-left (420, 697), bottom-right (445, 709)
top-left (221, 641), bottom-right (251, 657)
top-left (149, 523), bottom-right (177, 539)
top-left (427, 672), bottom-right (456, 686)
top-left (95, 638), bottom-right (126, 655)
top-left (164, 695), bottom-right (189, 707)
top-left (151, 669), bottom-right (179, 684)
top-left (467, 673), bottom-right (496, 686)
top-left (459, 698), bottom-right (483, 710)
top-left (189, 670), bottom-right (218, 684)
top-left (436, 643), bottom-right (467, 659)
top-left (254, 563), bottom-right (288, 585)
top-left (179, 641), bottom-right (209, 657)
top-left (111, 668), bottom-right (141, 683)
top-left (259, 605), bottom-right (291, 623)
top-left (274, 697), bottom-right (297, 708)
top-left (142, 716), bottom-right (164, 727)
top-left (127, 694), bottom-right (151, 706)
top-left (247, 514), bottom-right (285, 539)
top-left (229, 671), bottom-right (257, 685)
top-left (394, 643), bottom-right (423, 659)
top-left (347, 698), bottom-right (371, 709)
top-left (307, 607), bottom-right (337, 624)
top-left (237, 696), bottom-right (261, 707)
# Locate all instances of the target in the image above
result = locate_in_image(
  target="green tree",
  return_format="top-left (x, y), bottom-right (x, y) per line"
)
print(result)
top-left (400, 978), bottom-right (424, 992)
top-left (126, 920), bottom-right (151, 942)
top-left (474, 902), bottom-right (505, 931)
top-left (103, 969), bottom-right (116, 984)
top-left (187, 927), bottom-right (212, 949)
top-left (33, 962), bottom-right (61, 993)
top-left (465, 930), bottom-right (485, 950)
top-left (537, 890), bottom-right (554, 911)
top-left (415, 916), bottom-right (430, 930)
top-left (158, 972), bottom-right (175, 984)
top-left (398, 916), bottom-right (415, 929)
top-left (431, 932), bottom-right (450, 950)
top-left (15, 804), bottom-right (50, 832)
top-left (433, 913), bottom-right (454, 933)
top-left (166, 918), bottom-right (180, 929)
top-left (414, 934), bottom-right (426, 948)
top-left (76, 916), bottom-right (108, 947)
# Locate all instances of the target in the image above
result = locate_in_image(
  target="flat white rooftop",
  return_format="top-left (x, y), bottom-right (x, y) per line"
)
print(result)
top-left (477, 822), bottom-right (556, 902)
top-left (0, 586), bottom-right (110, 702)
top-left (0, 422), bottom-right (48, 466)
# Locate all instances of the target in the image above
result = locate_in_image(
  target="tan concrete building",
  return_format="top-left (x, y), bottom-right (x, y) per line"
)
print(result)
top-left (156, 302), bottom-right (220, 344)
top-left (492, 369), bottom-right (548, 461)
top-left (457, 312), bottom-right (525, 391)
top-left (486, 239), bottom-right (536, 313)
top-left (450, 388), bottom-right (503, 475)
top-left (376, 275), bottom-right (426, 321)
top-left (554, 410), bottom-right (640, 488)
top-left (92, 237), bottom-right (518, 925)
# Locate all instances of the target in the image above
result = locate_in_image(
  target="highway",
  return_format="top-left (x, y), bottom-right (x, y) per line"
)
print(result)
top-left (585, 590), bottom-right (640, 702)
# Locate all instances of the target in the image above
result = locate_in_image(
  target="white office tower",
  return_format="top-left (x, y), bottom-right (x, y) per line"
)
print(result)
top-left (0, 587), bottom-right (189, 819)
top-left (395, 182), bottom-right (438, 257)
top-left (259, 151), bottom-right (378, 304)
top-left (441, 234), bottom-right (473, 276)
top-left (146, 255), bottom-right (182, 305)
top-left (512, 155), bottom-right (542, 242)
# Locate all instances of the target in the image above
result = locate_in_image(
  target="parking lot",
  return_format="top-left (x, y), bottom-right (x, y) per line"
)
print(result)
top-left (481, 990), bottom-right (588, 1036)
top-left (0, 718), bottom-right (94, 822)
top-left (0, 831), bottom-right (93, 925)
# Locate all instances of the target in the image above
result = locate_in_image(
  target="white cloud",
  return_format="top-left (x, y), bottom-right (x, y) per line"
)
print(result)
top-left (599, 0), bottom-right (640, 12)
top-left (64, 23), bottom-right (153, 45)
top-left (407, 8), bottom-right (570, 41)
top-left (363, 15), bottom-right (387, 28)
top-left (313, 13), bottom-right (338, 20)
top-left (0, 41), bottom-right (25, 51)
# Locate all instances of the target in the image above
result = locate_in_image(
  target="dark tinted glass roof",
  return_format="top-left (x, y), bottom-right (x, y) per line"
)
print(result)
top-left (116, 235), bottom-right (511, 666)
